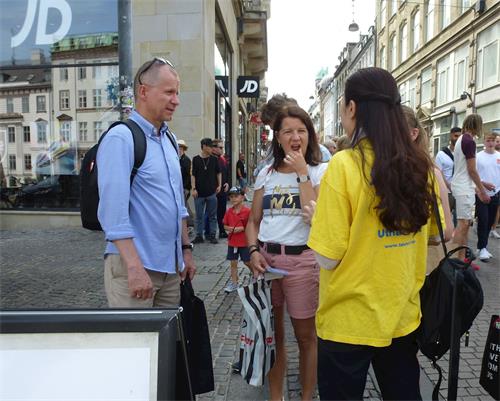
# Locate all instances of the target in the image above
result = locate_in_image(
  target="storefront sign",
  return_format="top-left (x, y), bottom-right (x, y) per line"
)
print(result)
top-left (237, 76), bottom-right (260, 98)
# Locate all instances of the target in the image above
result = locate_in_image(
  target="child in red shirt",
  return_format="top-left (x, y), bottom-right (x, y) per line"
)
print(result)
top-left (223, 186), bottom-right (251, 293)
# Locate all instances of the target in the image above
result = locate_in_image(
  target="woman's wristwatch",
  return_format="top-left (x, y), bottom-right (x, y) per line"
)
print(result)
top-left (182, 243), bottom-right (194, 251)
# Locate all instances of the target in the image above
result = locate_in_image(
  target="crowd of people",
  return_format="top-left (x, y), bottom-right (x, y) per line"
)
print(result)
top-left (96, 59), bottom-right (499, 400)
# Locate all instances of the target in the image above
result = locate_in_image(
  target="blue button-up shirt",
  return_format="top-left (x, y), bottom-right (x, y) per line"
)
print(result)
top-left (97, 110), bottom-right (188, 273)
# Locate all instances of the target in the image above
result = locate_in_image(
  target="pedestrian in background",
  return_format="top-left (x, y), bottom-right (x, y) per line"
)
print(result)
top-left (236, 152), bottom-right (248, 193)
top-left (435, 126), bottom-right (462, 226)
top-left (475, 131), bottom-right (500, 261)
top-left (178, 139), bottom-right (194, 227)
top-left (246, 105), bottom-right (326, 401)
top-left (191, 138), bottom-right (221, 244)
top-left (402, 104), bottom-right (453, 274)
top-left (323, 140), bottom-right (337, 156)
top-left (451, 114), bottom-right (490, 262)
top-left (223, 186), bottom-right (251, 293)
top-left (97, 58), bottom-right (195, 308)
top-left (308, 67), bottom-right (444, 401)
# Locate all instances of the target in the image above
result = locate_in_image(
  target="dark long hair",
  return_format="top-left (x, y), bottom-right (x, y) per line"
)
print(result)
top-left (344, 67), bottom-right (434, 234)
top-left (271, 106), bottom-right (321, 170)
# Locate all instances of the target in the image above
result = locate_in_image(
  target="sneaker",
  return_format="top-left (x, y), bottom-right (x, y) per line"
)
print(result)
top-left (224, 281), bottom-right (239, 293)
top-left (209, 237), bottom-right (218, 244)
top-left (231, 361), bottom-right (241, 374)
top-left (193, 236), bottom-right (204, 244)
top-left (478, 248), bottom-right (491, 262)
top-left (490, 230), bottom-right (500, 239)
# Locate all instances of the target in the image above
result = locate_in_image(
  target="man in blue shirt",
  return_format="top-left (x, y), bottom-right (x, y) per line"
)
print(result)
top-left (97, 58), bottom-right (195, 307)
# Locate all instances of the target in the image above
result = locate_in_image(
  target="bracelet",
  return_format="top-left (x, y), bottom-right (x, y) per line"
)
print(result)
top-left (248, 244), bottom-right (259, 252)
top-left (249, 248), bottom-right (260, 256)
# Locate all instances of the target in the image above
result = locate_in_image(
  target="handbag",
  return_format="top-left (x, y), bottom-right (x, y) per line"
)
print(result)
top-left (179, 278), bottom-right (214, 396)
top-left (480, 315), bottom-right (500, 400)
top-left (417, 195), bottom-right (484, 400)
top-left (237, 278), bottom-right (276, 386)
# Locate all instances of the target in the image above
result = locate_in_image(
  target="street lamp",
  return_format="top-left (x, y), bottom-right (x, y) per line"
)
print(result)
top-left (348, 0), bottom-right (359, 32)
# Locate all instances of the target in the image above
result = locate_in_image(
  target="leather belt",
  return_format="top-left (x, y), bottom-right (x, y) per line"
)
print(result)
top-left (258, 240), bottom-right (309, 255)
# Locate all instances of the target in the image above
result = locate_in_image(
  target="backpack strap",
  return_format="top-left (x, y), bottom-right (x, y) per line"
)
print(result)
top-left (432, 188), bottom-right (448, 256)
top-left (441, 146), bottom-right (454, 161)
top-left (123, 119), bottom-right (147, 183)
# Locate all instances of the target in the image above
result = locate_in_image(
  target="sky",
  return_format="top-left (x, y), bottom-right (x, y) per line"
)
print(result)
top-left (266, 0), bottom-right (376, 110)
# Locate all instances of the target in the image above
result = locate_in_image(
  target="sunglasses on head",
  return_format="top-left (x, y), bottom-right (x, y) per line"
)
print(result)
top-left (138, 57), bottom-right (174, 85)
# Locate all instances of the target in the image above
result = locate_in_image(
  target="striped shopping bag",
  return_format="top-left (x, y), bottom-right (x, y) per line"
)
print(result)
top-left (237, 279), bottom-right (276, 386)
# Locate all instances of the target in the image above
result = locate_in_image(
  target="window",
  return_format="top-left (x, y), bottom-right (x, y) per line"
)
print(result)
top-left (22, 96), bottom-right (29, 113)
top-left (439, 0), bottom-right (451, 30)
top-left (421, 66), bottom-right (432, 105)
top-left (78, 90), bottom-right (87, 108)
top-left (92, 62), bottom-right (102, 79)
top-left (391, 0), bottom-right (398, 17)
top-left (60, 65), bottom-right (68, 81)
top-left (412, 10), bottom-right (421, 52)
top-left (59, 90), bottom-right (70, 110)
top-left (8, 126), bottom-right (15, 143)
top-left (6, 97), bottom-right (14, 113)
top-left (400, 22), bottom-right (408, 62)
top-left (390, 34), bottom-right (397, 70)
top-left (425, 0), bottom-right (434, 42)
top-left (78, 65), bottom-right (87, 80)
top-left (24, 154), bottom-right (32, 171)
top-left (453, 44), bottom-right (469, 99)
top-left (23, 126), bottom-right (30, 142)
top-left (380, 0), bottom-right (387, 28)
top-left (380, 46), bottom-right (387, 69)
top-left (79, 122), bottom-right (88, 142)
top-left (36, 95), bottom-right (46, 112)
top-left (37, 122), bottom-right (47, 143)
top-left (9, 155), bottom-right (16, 171)
top-left (460, 0), bottom-right (471, 13)
top-left (60, 121), bottom-right (71, 142)
top-left (408, 76), bottom-right (417, 108)
top-left (437, 54), bottom-right (451, 105)
top-left (94, 121), bottom-right (102, 141)
top-left (477, 22), bottom-right (500, 90)
top-left (93, 89), bottom-right (102, 108)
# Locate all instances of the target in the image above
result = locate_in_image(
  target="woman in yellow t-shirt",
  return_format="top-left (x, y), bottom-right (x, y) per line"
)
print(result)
top-left (308, 67), bottom-right (442, 401)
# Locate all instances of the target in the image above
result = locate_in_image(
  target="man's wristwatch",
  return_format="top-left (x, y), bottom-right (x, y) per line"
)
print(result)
top-left (182, 243), bottom-right (194, 251)
top-left (296, 174), bottom-right (310, 183)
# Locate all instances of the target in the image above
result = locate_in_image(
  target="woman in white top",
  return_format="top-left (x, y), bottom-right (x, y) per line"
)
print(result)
top-left (246, 105), bottom-right (327, 401)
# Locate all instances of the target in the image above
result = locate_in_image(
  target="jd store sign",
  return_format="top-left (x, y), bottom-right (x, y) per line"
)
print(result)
top-left (237, 76), bottom-right (260, 98)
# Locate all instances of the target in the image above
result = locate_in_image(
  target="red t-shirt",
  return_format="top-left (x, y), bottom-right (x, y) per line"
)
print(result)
top-left (223, 205), bottom-right (251, 247)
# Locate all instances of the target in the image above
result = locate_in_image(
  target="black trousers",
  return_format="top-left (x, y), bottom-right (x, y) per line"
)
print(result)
top-left (476, 193), bottom-right (500, 250)
top-left (204, 192), bottom-right (227, 236)
top-left (318, 331), bottom-right (422, 401)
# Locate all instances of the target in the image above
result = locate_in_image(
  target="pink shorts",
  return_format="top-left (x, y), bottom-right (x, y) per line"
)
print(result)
top-left (260, 245), bottom-right (319, 319)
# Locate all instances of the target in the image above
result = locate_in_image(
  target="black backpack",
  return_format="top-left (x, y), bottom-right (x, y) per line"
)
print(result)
top-left (417, 198), bottom-right (484, 400)
top-left (80, 120), bottom-right (147, 231)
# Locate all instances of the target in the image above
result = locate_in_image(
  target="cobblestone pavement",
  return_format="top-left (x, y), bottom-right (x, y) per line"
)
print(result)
top-left (0, 226), bottom-right (498, 401)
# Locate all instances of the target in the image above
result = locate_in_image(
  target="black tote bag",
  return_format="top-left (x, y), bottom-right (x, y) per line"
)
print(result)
top-left (179, 278), bottom-right (215, 395)
top-left (480, 315), bottom-right (500, 400)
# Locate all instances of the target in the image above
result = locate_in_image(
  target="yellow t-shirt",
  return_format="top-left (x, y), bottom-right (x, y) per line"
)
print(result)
top-left (308, 142), bottom-right (444, 347)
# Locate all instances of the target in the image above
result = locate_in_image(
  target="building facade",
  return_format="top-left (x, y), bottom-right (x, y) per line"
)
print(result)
top-left (376, 0), bottom-right (500, 153)
top-left (0, 0), bottom-right (269, 227)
